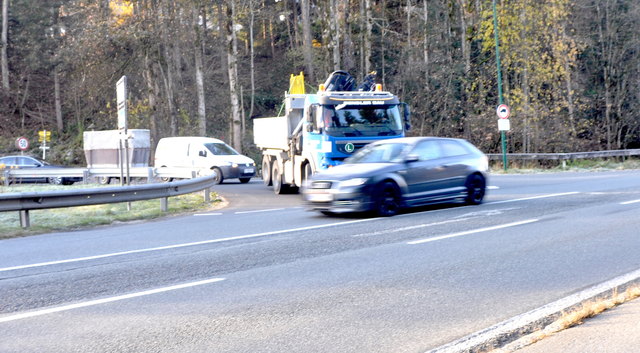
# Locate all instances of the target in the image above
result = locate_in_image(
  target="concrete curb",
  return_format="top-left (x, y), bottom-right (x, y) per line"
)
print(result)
top-left (425, 268), bottom-right (640, 353)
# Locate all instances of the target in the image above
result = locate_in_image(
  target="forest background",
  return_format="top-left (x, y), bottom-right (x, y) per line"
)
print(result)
top-left (1, 0), bottom-right (639, 165)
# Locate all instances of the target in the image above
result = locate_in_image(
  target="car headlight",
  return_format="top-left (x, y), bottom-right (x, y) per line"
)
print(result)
top-left (338, 178), bottom-right (368, 188)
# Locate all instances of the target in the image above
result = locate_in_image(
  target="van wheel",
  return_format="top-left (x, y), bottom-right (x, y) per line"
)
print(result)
top-left (212, 167), bottom-right (224, 184)
top-left (262, 157), bottom-right (272, 186)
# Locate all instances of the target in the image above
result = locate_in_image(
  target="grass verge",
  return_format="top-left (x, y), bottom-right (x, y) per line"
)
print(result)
top-left (0, 184), bottom-right (223, 239)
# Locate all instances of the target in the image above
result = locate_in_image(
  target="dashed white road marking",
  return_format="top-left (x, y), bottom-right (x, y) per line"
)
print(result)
top-left (407, 219), bottom-right (539, 245)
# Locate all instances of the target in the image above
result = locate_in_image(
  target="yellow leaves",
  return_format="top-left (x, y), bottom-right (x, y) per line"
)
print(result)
top-left (109, 0), bottom-right (133, 26)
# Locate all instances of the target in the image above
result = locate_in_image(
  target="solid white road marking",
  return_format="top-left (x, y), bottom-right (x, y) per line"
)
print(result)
top-left (621, 199), bottom-right (640, 205)
top-left (194, 213), bottom-right (223, 216)
top-left (0, 277), bottom-right (226, 323)
top-left (490, 191), bottom-right (579, 204)
top-left (407, 219), bottom-right (539, 245)
top-left (0, 219), bottom-right (377, 273)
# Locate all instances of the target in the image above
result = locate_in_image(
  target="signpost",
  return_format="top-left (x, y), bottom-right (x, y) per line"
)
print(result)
top-left (38, 130), bottom-right (52, 159)
top-left (493, 0), bottom-right (508, 171)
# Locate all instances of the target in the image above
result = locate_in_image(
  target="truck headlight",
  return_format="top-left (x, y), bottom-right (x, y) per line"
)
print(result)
top-left (338, 178), bottom-right (368, 188)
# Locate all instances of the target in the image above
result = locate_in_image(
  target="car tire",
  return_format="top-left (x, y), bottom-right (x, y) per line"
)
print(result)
top-left (262, 157), bottom-right (272, 186)
top-left (98, 176), bottom-right (112, 185)
top-left (48, 176), bottom-right (63, 185)
top-left (239, 177), bottom-right (251, 184)
top-left (465, 174), bottom-right (486, 205)
top-left (375, 181), bottom-right (401, 217)
top-left (212, 167), bottom-right (224, 184)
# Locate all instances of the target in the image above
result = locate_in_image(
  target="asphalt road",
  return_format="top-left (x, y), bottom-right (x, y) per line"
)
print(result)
top-left (1, 170), bottom-right (639, 352)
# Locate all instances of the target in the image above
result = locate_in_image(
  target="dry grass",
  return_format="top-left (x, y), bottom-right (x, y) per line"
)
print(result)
top-left (491, 285), bottom-right (640, 352)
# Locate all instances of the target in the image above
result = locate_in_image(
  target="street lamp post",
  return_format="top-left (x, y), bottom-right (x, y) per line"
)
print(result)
top-left (493, 0), bottom-right (508, 171)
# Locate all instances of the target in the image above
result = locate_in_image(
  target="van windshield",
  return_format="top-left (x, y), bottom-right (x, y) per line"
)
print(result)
top-left (204, 143), bottom-right (240, 155)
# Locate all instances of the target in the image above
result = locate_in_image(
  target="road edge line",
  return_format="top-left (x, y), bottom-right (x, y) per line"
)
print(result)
top-left (424, 268), bottom-right (640, 353)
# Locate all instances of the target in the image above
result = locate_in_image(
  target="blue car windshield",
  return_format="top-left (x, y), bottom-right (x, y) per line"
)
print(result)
top-left (322, 105), bottom-right (403, 137)
top-left (346, 143), bottom-right (408, 163)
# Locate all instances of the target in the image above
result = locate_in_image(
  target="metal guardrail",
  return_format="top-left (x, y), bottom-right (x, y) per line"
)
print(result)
top-left (1, 166), bottom-right (214, 186)
top-left (487, 149), bottom-right (640, 161)
top-left (0, 175), bottom-right (217, 228)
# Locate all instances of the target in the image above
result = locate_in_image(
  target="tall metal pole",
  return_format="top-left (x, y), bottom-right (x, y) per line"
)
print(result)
top-left (493, 0), bottom-right (508, 171)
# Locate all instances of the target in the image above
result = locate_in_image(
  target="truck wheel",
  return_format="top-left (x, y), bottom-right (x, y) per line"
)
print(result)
top-left (212, 167), bottom-right (224, 184)
top-left (262, 157), bottom-right (272, 186)
top-left (302, 163), bottom-right (313, 184)
top-left (272, 163), bottom-right (287, 194)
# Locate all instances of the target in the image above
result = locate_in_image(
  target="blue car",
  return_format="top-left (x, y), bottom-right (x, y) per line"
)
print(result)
top-left (0, 155), bottom-right (82, 185)
top-left (302, 137), bottom-right (489, 216)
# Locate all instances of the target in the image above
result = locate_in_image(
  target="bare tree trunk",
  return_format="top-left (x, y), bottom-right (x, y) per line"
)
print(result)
top-left (193, 4), bottom-right (206, 136)
top-left (143, 53), bottom-right (159, 151)
top-left (54, 66), bottom-right (63, 132)
top-left (225, 0), bottom-right (242, 152)
top-left (300, 0), bottom-right (315, 83)
top-left (248, 0), bottom-right (257, 122)
top-left (1, 0), bottom-right (9, 90)
top-left (361, 0), bottom-right (372, 74)
top-left (422, 0), bottom-right (429, 94)
top-left (330, 0), bottom-right (340, 70)
top-left (160, 0), bottom-right (177, 136)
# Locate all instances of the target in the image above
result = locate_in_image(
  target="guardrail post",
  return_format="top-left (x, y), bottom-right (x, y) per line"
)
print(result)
top-left (83, 170), bottom-right (90, 184)
top-left (160, 197), bottom-right (168, 212)
top-left (3, 170), bottom-right (9, 186)
top-left (20, 210), bottom-right (30, 228)
top-left (204, 187), bottom-right (211, 202)
top-left (147, 167), bottom-right (155, 183)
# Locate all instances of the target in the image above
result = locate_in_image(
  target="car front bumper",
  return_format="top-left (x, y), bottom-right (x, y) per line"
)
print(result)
top-left (303, 186), bottom-right (376, 214)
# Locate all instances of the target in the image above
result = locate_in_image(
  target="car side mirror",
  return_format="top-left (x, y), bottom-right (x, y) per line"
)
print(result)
top-left (405, 154), bottom-right (420, 163)
top-left (199, 150), bottom-right (207, 157)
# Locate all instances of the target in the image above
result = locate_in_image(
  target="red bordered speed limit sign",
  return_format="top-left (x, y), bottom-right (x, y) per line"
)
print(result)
top-left (15, 136), bottom-right (30, 151)
top-left (496, 104), bottom-right (510, 119)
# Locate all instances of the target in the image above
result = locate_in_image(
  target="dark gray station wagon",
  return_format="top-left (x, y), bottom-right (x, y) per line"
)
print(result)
top-left (303, 137), bottom-right (489, 216)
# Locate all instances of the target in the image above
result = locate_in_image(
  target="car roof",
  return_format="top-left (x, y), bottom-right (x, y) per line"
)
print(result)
top-left (370, 136), bottom-right (463, 145)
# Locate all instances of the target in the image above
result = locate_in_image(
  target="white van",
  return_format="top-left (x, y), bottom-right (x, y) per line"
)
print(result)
top-left (154, 137), bottom-right (256, 184)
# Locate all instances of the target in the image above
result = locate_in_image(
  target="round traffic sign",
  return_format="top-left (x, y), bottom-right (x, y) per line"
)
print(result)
top-left (15, 136), bottom-right (30, 151)
top-left (496, 104), bottom-right (510, 119)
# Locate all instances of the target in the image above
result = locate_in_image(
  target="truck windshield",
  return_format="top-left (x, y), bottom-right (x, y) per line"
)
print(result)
top-left (204, 142), bottom-right (240, 155)
top-left (322, 105), bottom-right (403, 137)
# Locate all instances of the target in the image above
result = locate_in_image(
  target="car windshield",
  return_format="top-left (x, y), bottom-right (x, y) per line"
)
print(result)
top-left (346, 143), bottom-right (408, 163)
top-left (204, 143), bottom-right (239, 155)
top-left (322, 105), bottom-right (403, 137)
